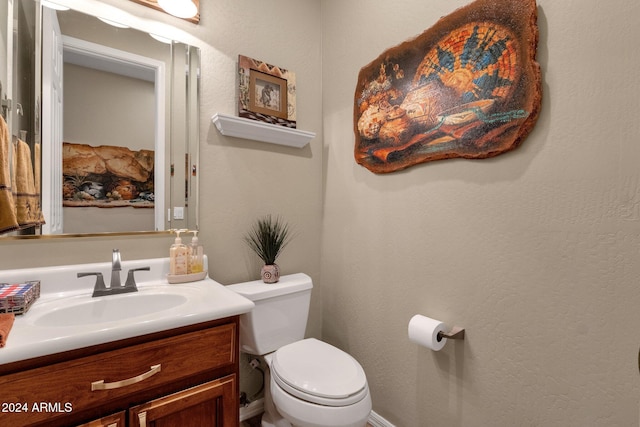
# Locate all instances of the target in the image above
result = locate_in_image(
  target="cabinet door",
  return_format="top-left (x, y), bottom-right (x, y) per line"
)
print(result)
top-left (77, 411), bottom-right (126, 427)
top-left (130, 375), bottom-right (237, 427)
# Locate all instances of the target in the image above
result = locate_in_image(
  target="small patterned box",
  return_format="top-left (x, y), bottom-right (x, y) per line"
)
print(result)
top-left (0, 281), bottom-right (41, 314)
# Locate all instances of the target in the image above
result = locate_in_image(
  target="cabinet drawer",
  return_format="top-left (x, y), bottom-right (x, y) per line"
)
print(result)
top-left (0, 323), bottom-right (235, 426)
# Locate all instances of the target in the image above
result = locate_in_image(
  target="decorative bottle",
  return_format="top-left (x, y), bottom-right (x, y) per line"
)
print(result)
top-left (188, 230), bottom-right (204, 274)
top-left (169, 229), bottom-right (188, 275)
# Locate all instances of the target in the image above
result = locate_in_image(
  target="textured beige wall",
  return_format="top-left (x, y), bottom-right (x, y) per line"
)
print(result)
top-left (321, 0), bottom-right (640, 425)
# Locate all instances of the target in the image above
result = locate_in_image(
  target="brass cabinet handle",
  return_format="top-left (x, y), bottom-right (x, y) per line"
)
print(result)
top-left (91, 364), bottom-right (161, 391)
top-left (138, 412), bottom-right (147, 427)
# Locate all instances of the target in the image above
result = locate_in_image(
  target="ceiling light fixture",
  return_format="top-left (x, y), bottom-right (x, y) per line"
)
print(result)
top-left (97, 17), bottom-right (130, 29)
top-left (149, 33), bottom-right (173, 44)
top-left (157, 0), bottom-right (198, 19)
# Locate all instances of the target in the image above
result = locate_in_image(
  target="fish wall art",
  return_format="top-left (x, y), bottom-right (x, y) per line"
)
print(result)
top-left (354, 0), bottom-right (542, 173)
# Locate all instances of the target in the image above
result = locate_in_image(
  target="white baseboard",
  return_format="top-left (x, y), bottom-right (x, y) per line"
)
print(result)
top-left (240, 399), bottom-right (394, 427)
top-left (239, 398), bottom-right (264, 422)
top-left (368, 410), bottom-right (396, 427)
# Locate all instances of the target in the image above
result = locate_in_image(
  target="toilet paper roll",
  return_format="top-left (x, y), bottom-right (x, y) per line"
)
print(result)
top-left (408, 314), bottom-right (448, 351)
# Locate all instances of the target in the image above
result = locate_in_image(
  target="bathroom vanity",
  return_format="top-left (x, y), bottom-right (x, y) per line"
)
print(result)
top-left (0, 257), bottom-right (254, 426)
top-left (1, 318), bottom-right (238, 426)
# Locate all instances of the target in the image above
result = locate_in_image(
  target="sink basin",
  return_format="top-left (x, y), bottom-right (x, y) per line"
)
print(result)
top-left (32, 291), bottom-right (188, 327)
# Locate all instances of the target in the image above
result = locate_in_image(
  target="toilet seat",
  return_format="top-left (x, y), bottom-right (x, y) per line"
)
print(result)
top-left (271, 338), bottom-right (369, 407)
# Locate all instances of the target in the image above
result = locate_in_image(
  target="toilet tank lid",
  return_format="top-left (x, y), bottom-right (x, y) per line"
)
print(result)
top-left (226, 273), bottom-right (312, 301)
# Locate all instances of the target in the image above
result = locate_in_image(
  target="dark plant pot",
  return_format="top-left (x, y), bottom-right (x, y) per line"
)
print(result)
top-left (261, 264), bottom-right (280, 283)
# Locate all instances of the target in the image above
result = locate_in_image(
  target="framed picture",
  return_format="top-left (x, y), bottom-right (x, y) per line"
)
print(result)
top-left (238, 55), bottom-right (297, 128)
top-left (249, 70), bottom-right (288, 119)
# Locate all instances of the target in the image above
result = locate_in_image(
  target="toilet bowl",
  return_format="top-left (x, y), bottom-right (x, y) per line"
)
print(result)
top-left (228, 274), bottom-right (372, 427)
top-left (267, 338), bottom-right (371, 427)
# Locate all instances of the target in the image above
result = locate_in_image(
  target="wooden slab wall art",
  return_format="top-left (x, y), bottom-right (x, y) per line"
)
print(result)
top-left (353, 0), bottom-right (541, 173)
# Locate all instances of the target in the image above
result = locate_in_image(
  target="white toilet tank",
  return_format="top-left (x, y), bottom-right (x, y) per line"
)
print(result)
top-left (227, 273), bottom-right (313, 355)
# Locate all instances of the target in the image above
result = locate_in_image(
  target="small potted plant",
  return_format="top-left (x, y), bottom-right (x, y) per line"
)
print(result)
top-left (244, 215), bottom-right (293, 283)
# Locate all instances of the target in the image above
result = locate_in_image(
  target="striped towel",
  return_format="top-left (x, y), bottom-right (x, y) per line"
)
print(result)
top-left (11, 139), bottom-right (45, 229)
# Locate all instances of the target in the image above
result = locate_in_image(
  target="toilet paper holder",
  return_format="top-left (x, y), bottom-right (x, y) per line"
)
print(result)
top-left (437, 326), bottom-right (465, 341)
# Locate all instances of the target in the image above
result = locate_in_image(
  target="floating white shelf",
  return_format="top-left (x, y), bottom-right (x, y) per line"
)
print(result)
top-left (211, 113), bottom-right (315, 148)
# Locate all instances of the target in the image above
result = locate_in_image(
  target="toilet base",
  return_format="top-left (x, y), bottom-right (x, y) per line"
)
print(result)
top-left (258, 351), bottom-right (371, 427)
top-left (272, 381), bottom-right (371, 427)
top-left (261, 364), bottom-right (293, 427)
top-left (261, 412), bottom-right (292, 427)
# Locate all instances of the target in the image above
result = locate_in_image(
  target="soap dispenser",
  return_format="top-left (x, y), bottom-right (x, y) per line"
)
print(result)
top-left (170, 229), bottom-right (188, 275)
top-left (188, 230), bottom-right (204, 274)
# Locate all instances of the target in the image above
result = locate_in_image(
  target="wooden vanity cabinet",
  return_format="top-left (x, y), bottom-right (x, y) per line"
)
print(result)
top-left (0, 317), bottom-right (240, 427)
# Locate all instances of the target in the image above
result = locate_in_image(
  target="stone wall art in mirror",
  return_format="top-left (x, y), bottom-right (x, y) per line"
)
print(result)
top-left (353, 0), bottom-right (542, 173)
top-left (62, 143), bottom-right (155, 208)
top-left (238, 55), bottom-right (297, 129)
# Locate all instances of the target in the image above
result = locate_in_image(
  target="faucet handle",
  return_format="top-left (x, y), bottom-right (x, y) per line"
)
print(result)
top-left (78, 272), bottom-right (107, 295)
top-left (124, 267), bottom-right (150, 290)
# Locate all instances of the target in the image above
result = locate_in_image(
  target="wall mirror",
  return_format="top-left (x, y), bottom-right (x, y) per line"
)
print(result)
top-left (0, 0), bottom-right (199, 239)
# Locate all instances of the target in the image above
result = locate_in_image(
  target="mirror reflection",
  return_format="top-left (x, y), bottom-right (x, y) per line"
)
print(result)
top-left (0, 0), bottom-right (41, 236)
top-left (0, 0), bottom-right (199, 238)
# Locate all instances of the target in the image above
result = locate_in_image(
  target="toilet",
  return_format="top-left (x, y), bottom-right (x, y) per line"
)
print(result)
top-left (228, 273), bottom-right (372, 427)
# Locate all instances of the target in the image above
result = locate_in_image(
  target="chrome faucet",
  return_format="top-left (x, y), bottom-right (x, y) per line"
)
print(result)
top-left (77, 249), bottom-right (150, 297)
top-left (110, 249), bottom-right (122, 288)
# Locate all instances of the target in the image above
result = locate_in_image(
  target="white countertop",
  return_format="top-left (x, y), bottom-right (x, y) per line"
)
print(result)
top-left (0, 257), bottom-right (254, 365)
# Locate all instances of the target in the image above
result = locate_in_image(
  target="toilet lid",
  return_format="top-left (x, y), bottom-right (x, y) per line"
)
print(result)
top-left (271, 338), bottom-right (368, 406)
